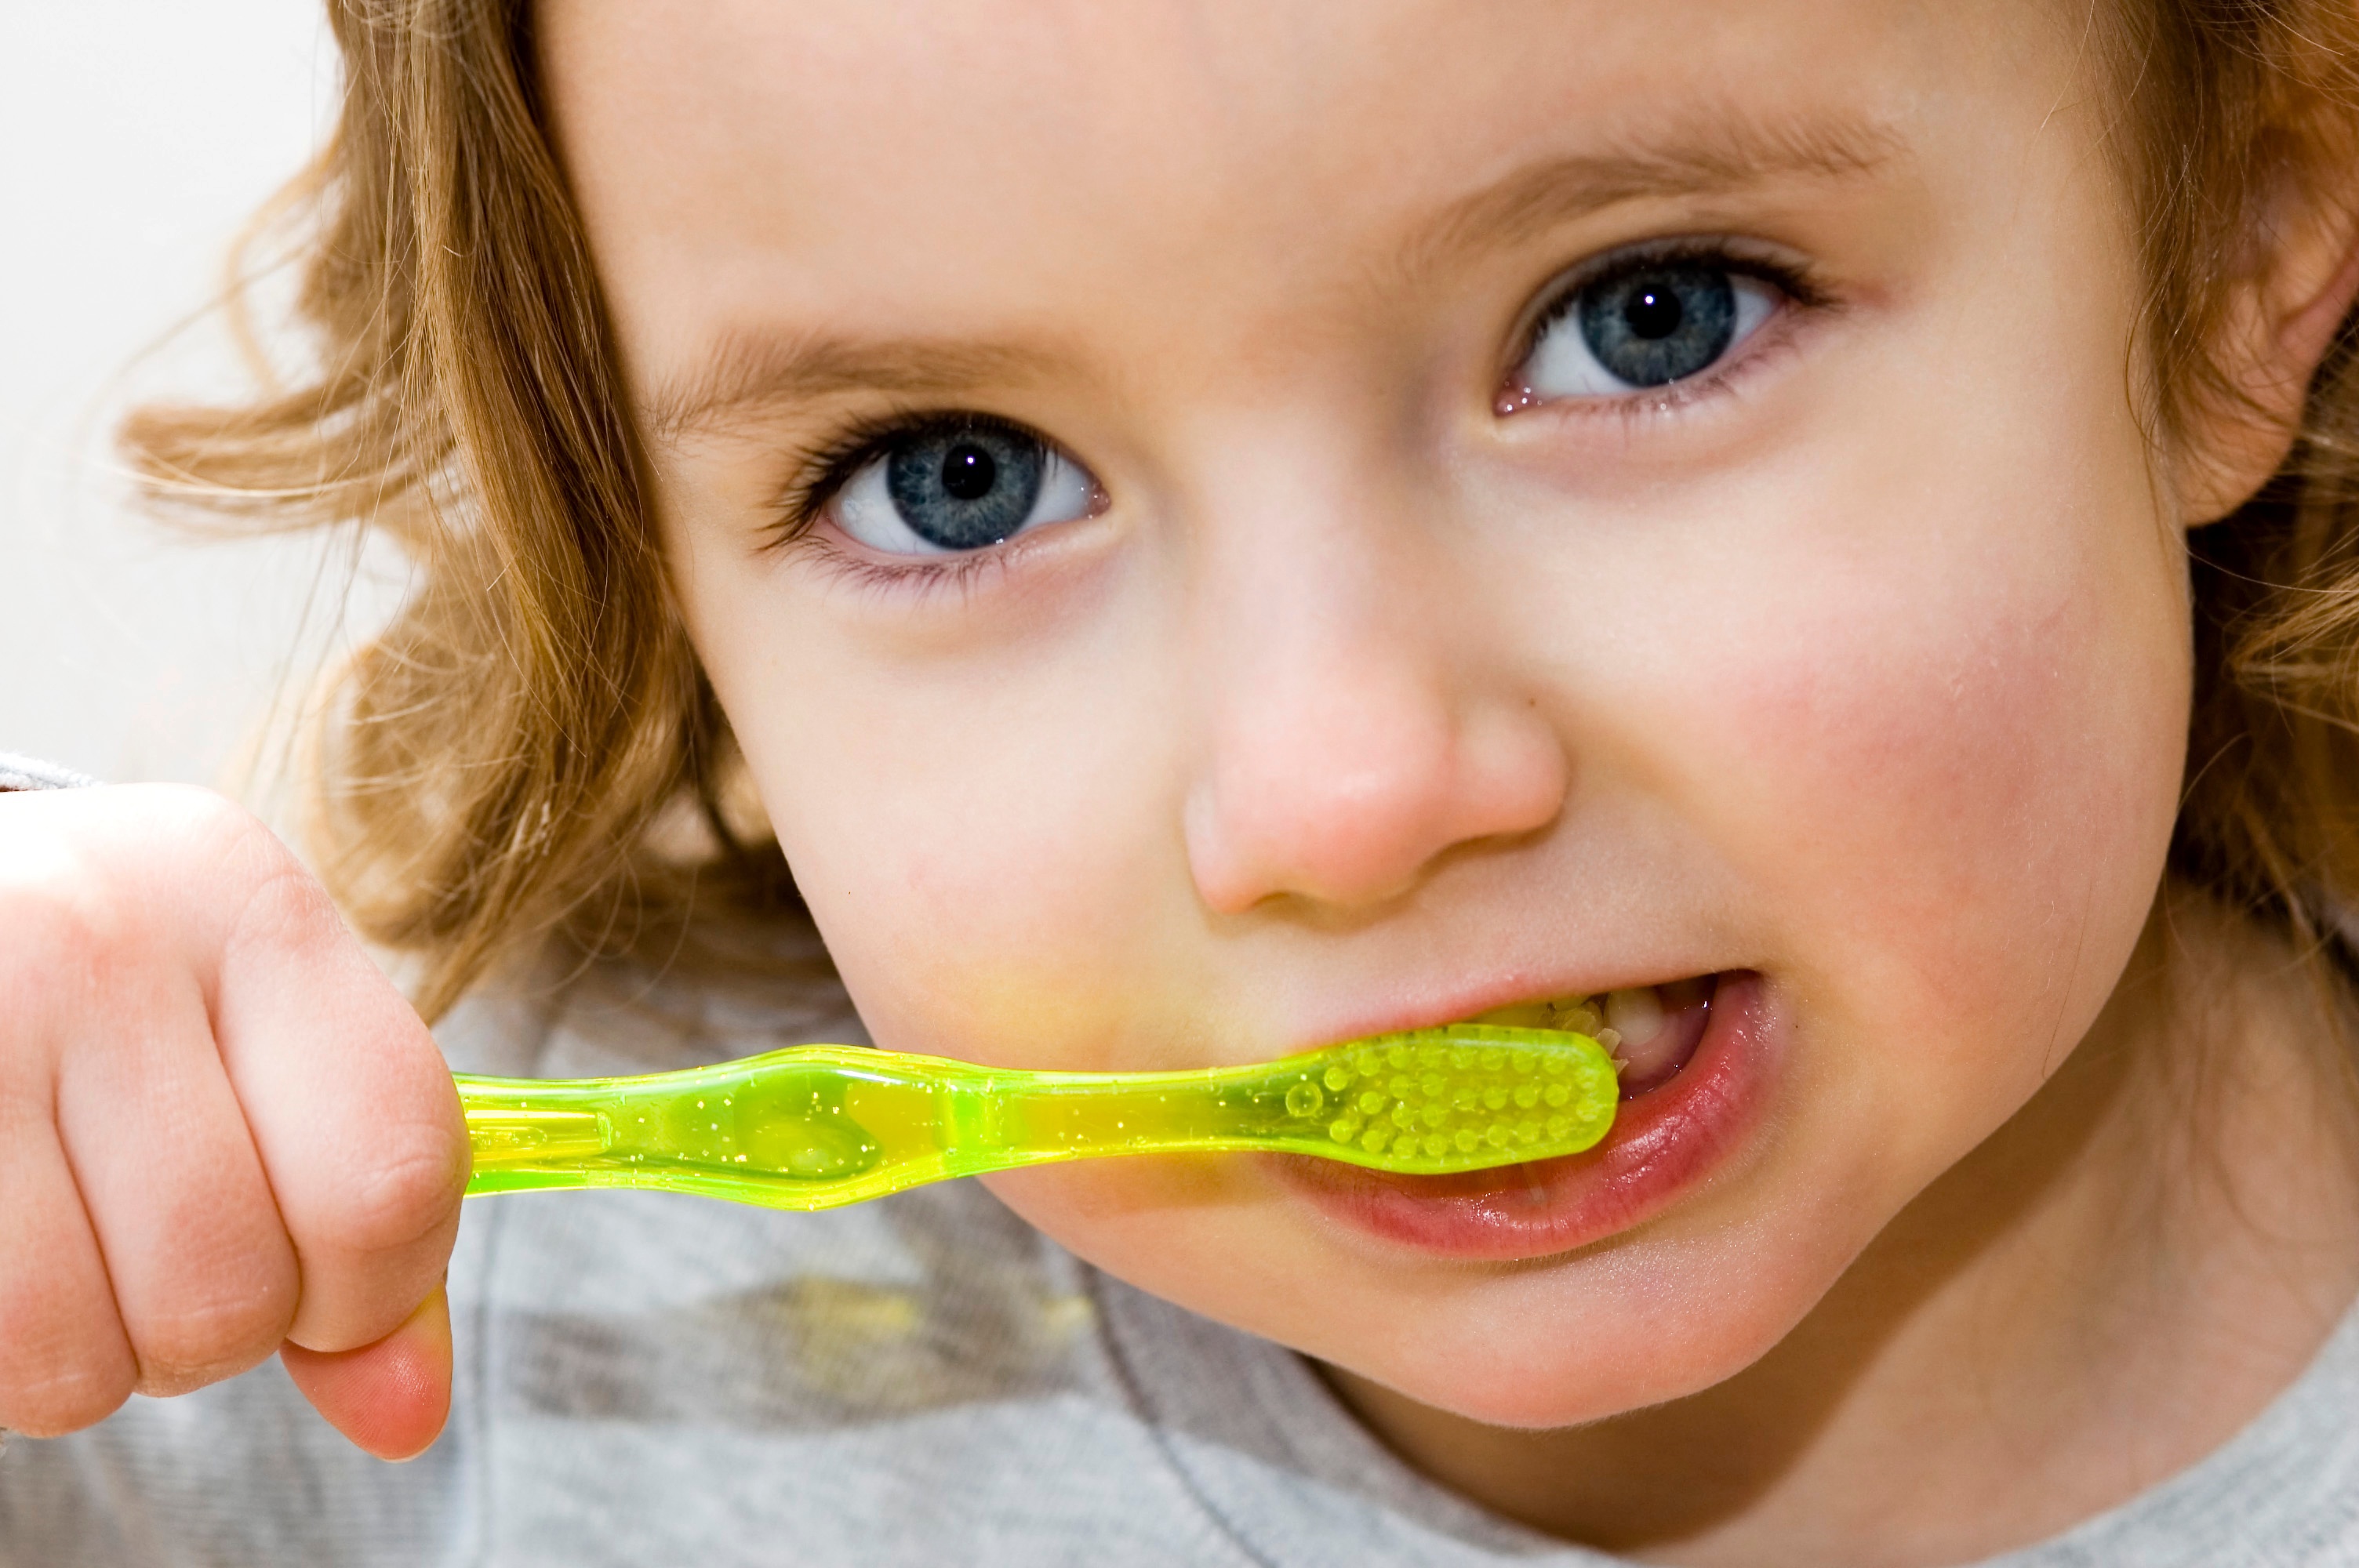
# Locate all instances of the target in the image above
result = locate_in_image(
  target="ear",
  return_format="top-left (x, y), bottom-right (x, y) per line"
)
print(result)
top-left (2175, 155), bottom-right (2359, 527)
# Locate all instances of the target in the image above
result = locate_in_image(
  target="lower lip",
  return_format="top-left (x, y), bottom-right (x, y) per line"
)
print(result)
top-left (1266, 971), bottom-right (1779, 1261)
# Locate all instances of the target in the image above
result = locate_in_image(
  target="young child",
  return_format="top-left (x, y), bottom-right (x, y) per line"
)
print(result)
top-left (6, 0), bottom-right (2359, 1563)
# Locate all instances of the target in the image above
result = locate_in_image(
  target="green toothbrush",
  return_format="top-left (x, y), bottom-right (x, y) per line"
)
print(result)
top-left (457, 1024), bottom-right (1620, 1210)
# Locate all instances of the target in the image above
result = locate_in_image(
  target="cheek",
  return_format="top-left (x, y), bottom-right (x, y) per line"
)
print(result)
top-left (1692, 490), bottom-right (2190, 1094)
top-left (722, 609), bottom-right (1186, 1066)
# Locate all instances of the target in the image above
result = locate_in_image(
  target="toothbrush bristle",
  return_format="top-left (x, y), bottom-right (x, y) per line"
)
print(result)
top-left (1281, 1025), bottom-right (1617, 1170)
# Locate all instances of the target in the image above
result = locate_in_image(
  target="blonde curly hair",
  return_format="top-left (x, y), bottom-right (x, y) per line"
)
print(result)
top-left (122, 0), bottom-right (2359, 1021)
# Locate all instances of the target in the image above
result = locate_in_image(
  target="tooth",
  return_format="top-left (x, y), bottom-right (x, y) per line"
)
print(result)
top-left (1552, 999), bottom-right (1601, 1035)
top-left (1605, 987), bottom-right (1666, 1048)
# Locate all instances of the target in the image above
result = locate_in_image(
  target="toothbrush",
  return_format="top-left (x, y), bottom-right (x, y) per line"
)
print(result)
top-left (459, 1024), bottom-right (1620, 1210)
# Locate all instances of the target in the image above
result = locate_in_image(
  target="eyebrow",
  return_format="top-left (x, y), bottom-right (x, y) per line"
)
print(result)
top-left (1406, 107), bottom-right (1907, 273)
top-left (646, 335), bottom-right (1063, 445)
top-left (645, 107), bottom-right (1905, 443)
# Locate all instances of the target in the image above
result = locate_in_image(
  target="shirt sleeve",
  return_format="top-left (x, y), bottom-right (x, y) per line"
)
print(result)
top-left (0, 754), bottom-right (96, 791)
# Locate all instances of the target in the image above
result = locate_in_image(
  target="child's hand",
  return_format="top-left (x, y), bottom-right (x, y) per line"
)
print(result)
top-left (0, 785), bottom-right (468, 1460)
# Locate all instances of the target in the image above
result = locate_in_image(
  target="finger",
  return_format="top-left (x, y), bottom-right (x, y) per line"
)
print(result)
top-left (279, 1285), bottom-right (452, 1461)
top-left (0, 1108), bottom-right (136, 1436)
top-left (53, 971), bottom-right (300, 1396)
top-left (205, 836), bottom-right (468, 1353)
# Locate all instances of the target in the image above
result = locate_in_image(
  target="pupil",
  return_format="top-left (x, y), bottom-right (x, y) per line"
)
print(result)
top-left (1623, 289), bottom-right (1682, 339)
top-left (941, 444), bottom-right (997, 501)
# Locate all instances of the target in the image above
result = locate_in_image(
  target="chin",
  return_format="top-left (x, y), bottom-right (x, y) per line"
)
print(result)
top-left (1317, 1200), bottom-right (1875, 1436)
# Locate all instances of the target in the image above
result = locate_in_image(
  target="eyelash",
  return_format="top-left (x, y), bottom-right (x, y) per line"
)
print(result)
top-left (767, 409), bottom-right (974, 546)
top-left (798, 539), bottom-right (1019, 604)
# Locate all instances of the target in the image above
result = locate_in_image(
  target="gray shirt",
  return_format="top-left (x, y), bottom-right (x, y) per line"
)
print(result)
top-left (5, 960), bottom-right (2359, 1567)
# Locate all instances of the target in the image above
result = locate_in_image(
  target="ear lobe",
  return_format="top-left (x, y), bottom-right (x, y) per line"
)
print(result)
top-left (2175, 191), bottom-right (2359, 528)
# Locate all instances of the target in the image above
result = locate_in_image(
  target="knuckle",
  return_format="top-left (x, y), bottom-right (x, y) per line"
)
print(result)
top-left (105, 786), bottom-right (292, 931)
top-left (169, 794), bottom-right (314, 939)
top-left (335, 1138), bottom-right (468, 1258)
top-left (0, 889), bottom-right (136, 1047)
top-left (0, 785), bottom-right (274, 1007)
top-left (218, 843), bottom-right (340, 971)
top-left (0, 1316), bottom-right (136, 1436)
top-left (143, 782), bottom-right (268, 860)
top-left (129, 1290), bottom-right (293, 1396)
top-left (5, 847), bottom-right (133, 960)
top-left (0, 1365), bottom-right (135, 1438)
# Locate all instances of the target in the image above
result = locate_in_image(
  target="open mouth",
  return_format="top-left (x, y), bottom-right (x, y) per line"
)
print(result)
top-left (1468, 975), bottom-right (1718, 1100)
top-left (1269, 971), bottom-right (1777, 1261)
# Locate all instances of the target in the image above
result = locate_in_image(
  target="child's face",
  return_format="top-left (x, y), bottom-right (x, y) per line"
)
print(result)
top-left (546, 0), bottom-right (2190, 1424)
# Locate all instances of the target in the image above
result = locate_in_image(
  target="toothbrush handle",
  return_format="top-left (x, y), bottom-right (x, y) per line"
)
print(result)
top-left (453, 1048), bottom-right (967, 1207)
top-left (456, 1077), bottom-right (620, 1190)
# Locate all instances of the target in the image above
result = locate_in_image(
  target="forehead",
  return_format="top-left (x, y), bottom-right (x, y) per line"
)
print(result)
top-left (540, 0), bottom-right (2076, 383)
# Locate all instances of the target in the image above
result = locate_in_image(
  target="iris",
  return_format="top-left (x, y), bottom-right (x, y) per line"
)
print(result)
top-left (1576, 261), bottom-right (1738, 388)
top-left (883, 425), bottom-right (1048, 551)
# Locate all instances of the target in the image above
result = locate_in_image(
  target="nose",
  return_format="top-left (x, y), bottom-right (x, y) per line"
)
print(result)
top-left (1180, 463), bottom-right (1569, 916)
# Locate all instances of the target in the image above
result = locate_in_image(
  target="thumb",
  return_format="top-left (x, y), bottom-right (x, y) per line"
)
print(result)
top-left (279, 1286), bottom-right (452, 1461)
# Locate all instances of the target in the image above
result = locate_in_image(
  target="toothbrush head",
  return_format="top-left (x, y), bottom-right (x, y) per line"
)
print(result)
top-left (1238, 1025), bottom-right (1619, 1174)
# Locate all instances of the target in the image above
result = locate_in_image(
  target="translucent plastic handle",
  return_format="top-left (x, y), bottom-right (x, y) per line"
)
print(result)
top-left (459, 1046), bottom-right (969, 1210)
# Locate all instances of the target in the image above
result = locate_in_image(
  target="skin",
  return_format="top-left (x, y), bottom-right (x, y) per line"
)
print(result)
top-left (4, 0), bottom-right (2357, 1560)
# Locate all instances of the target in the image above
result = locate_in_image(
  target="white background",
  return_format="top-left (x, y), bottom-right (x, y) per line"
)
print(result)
top-left (0, 2), bottom-right (387, 793)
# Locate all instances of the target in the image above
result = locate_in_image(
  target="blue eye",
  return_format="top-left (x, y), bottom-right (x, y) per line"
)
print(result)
top-left (832, 421), bottom-right (1097, 555)
top-left (1521, 256), bottom-right (1778, 397)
